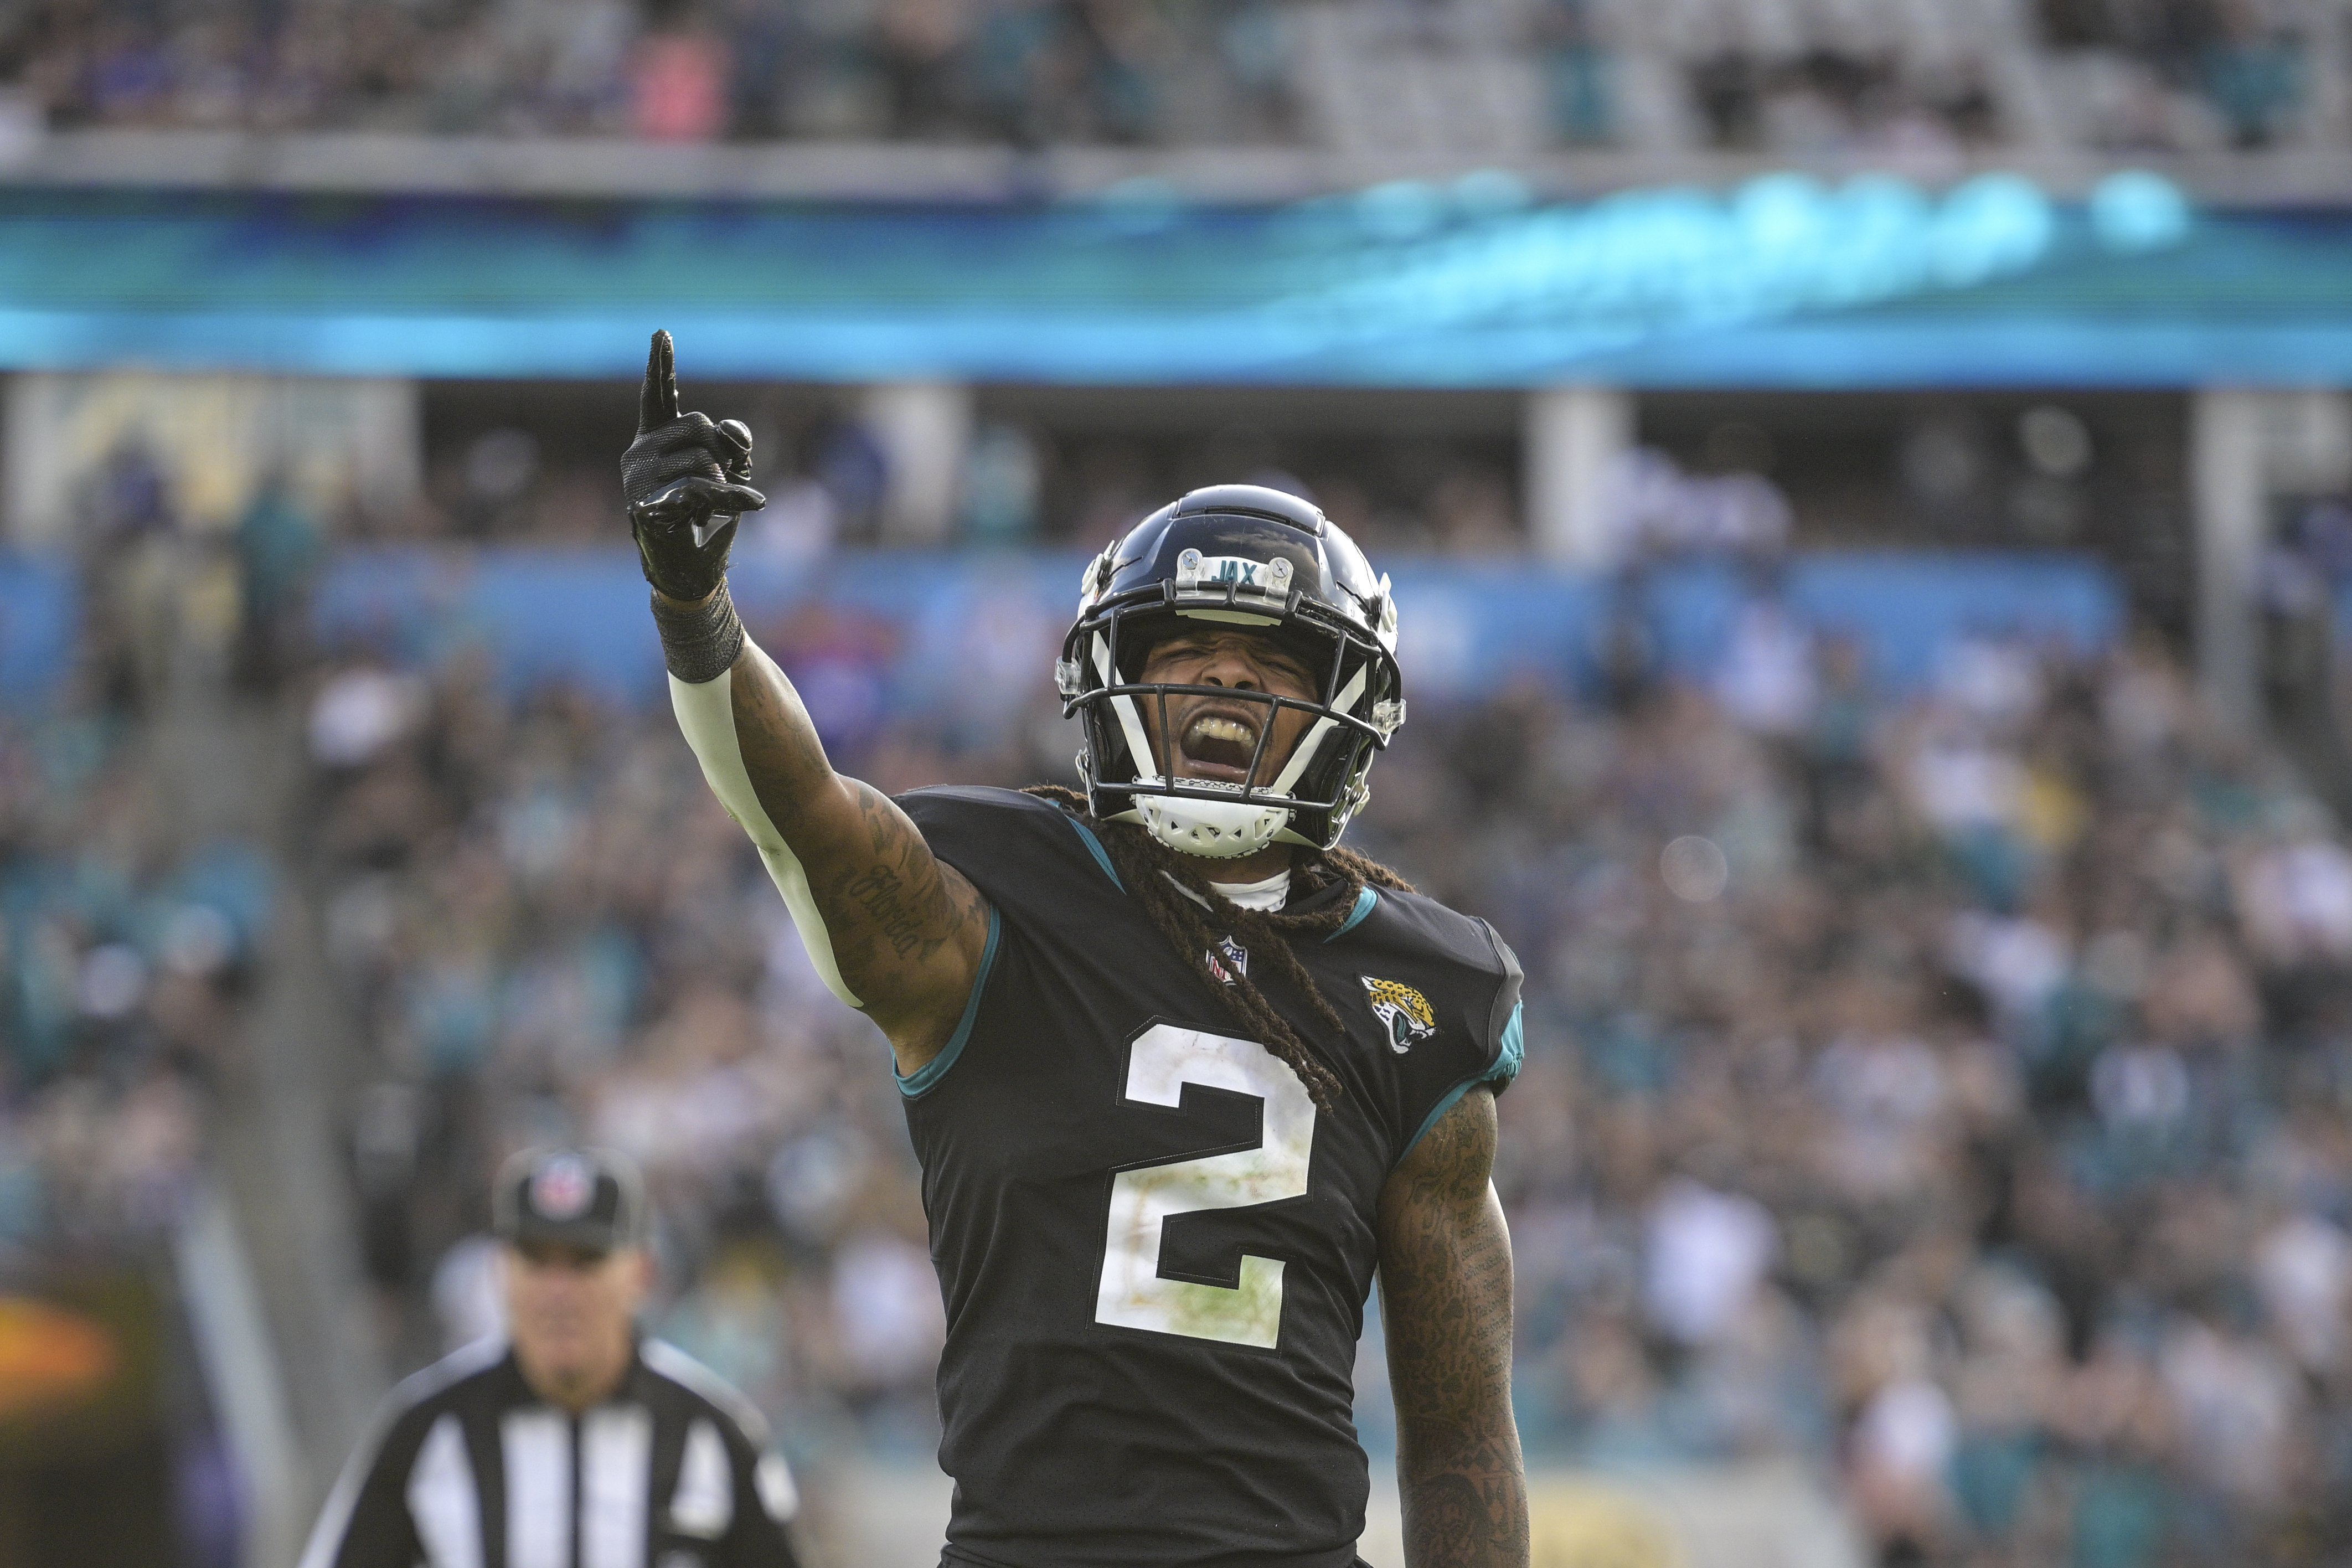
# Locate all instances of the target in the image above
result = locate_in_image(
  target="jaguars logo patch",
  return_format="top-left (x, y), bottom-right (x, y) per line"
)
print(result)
top-left (1362, 977), bottom-right (1438, 1053)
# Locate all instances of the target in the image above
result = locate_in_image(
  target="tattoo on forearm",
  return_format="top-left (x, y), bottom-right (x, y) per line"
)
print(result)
top-left (1404, 1473), bottom-right (1526, 1568)
top-left (1383, 1090), bottom-right (1529, 1568)
top-left (1407, 1475), bottom-right (1483, 1559)
top-left (730, 654), bottom-right (828, 832)
top-left (721, 650), bottom-right (988, 1055)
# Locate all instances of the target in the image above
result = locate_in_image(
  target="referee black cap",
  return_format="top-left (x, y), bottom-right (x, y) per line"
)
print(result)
top-left (493, 1146), bottom-right (648, 1252)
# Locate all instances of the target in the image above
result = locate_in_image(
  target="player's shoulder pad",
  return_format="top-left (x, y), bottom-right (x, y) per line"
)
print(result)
top-left (641, 1338), bottom-right (773, 1449)
top-left (894, 783), bottom-right (1070, 824)
top-left (894, 785), bottom-right (1123, 897)
top-left (1342, 884), bottom-right (1518, 983)
top-left (1342, 885), bottom-right (1523, 1055)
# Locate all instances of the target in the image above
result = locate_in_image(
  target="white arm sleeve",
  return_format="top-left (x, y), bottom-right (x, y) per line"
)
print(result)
top-left (668, 641), bottom-right (864, 1009)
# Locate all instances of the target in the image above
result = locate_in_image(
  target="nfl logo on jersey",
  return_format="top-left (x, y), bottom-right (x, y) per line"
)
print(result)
top-left (1204, 936), bottom-right (1249, 986)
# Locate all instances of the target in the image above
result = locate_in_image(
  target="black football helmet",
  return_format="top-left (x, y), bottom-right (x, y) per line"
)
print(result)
top-left (1058, 484), bottom-right (1405, 858)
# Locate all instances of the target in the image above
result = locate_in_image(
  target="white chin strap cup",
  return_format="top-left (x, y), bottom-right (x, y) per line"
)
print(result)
top-left (1136, 792), bottom-right (1291, 860)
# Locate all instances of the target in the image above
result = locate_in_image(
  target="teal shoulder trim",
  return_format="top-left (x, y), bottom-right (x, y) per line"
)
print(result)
top-left (1324, 886), bottom-right (1379, 941)
top-left (1401, 1001), bottom-right (1524, 1158)
top-left (1493, 999), bottom-right (1525, 1085)
top-left (1065, 817), bottom-right (1123, 891)
top-left (895, 905), bottom-right (1001, 1100)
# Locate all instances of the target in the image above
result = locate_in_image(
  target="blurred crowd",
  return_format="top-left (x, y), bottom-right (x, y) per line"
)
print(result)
top-left (0, 0), bottom-right (2333, 155)
top-left (1416, 620), bottom-right (2352, 1566)
top-left (1625, 0), bottom-right (2332, 159)
top-left (413, 411), bottom-right (1524, 555)
top-left (0, 0), bottom-right (1308, 146)
top-left (288, 526), bottom-right (2352, 1565)
top-left (0, 572), bottom-right (271, 1269)
top-left (2033, 0), bottom-right (2324, 149)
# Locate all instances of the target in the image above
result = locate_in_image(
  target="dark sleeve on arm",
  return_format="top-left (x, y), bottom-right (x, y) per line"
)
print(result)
top-left (1400, 924), bottom-right (1524, 1159)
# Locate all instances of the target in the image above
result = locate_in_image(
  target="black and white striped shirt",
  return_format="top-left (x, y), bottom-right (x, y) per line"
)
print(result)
top-left (300, 1337), bottom-right (802, 1568)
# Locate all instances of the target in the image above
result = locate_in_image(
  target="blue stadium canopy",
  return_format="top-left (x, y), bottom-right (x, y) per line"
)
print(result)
top-left (0, 171), bottom-right (2344, 387)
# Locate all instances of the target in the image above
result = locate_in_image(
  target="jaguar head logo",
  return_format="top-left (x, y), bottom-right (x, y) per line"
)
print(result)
top-left (1362, 977), bottom-right (1438, 1053)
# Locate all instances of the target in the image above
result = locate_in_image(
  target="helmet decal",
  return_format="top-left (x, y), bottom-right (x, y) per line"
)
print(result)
top-left (1175, 550), bottom-right (1295, 595)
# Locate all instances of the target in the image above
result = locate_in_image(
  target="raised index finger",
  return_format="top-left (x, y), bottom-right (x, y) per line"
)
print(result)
top-left (639, 330), bottom-right (679, 432)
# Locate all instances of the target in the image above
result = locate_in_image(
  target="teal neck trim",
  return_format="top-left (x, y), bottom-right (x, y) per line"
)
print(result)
top-left (896, 904), bottom-right (1001, 1099)
top-left (1325, 886), bottom-right (1379, 940)
top-left (1065, 816), bottom-right (1124, 891)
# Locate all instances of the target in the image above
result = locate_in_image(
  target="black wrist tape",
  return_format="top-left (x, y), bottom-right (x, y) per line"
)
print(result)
top-left (650, 582), bottom-right (745, 685)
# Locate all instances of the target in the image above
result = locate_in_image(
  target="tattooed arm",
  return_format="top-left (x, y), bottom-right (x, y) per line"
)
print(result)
top-left (1376, 1087), bottom-right (1529, 1568)
top-left (623, 332), bottom-right (987, 1075)
top-left (675, 627), bottom-right (990, 1074)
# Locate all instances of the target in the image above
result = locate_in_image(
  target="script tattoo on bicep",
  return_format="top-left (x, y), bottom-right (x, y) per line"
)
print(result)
top-left (1382, 1090), bottom-right (1529, 1568)
top-left (843, 864), bottom-right (926, 958)
top-left (817, 784), bottom-right (981, 974)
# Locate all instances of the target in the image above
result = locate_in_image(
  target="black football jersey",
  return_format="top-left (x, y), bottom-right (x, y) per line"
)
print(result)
top-left (894, 787), bottom-right (1523, 1568)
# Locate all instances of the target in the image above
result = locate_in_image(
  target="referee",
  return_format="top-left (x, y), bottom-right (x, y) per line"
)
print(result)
top-left (300, 1147), bottom-right (804, 1568)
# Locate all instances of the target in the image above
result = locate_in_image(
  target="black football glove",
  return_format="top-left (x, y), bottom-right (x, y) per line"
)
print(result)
top-left (622, 330), bottom-right (767, 602)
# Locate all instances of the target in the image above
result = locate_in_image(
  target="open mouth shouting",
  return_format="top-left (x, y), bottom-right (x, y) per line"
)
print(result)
top-left (1174, 704), bottom-right (1269, 784)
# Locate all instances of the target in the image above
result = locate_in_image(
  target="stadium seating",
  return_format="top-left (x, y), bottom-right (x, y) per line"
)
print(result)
top-left (0, 0), bottom-right (2340, 158)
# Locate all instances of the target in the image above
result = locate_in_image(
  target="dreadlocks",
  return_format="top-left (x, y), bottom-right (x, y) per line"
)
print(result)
top-left (1023, 785), bottom-right (1414, 1113)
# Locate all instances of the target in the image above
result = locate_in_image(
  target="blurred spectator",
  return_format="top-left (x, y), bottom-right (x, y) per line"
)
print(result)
top-left (960, 421), bottom-right (1044, 545)
top-left (1534, 0), bottom-right (1613, 145)
top-left (1642, 1177), bottom-right (1773, 1346)
top-left (631, 24), bottom-right (731, 141)
top-left (233, 474), bottom-right (321, 690)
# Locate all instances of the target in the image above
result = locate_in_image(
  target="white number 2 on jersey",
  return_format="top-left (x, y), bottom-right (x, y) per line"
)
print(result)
top-left (1093, 1024), bottom-right (1318, 1350)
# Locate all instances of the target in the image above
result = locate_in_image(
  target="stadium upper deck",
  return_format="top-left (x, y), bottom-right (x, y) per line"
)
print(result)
top-left (0, 0), bottom-right (2346, 204)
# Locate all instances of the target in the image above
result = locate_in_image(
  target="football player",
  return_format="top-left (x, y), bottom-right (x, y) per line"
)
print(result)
top-left (622, 332), bottom-right (1527, 1568)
